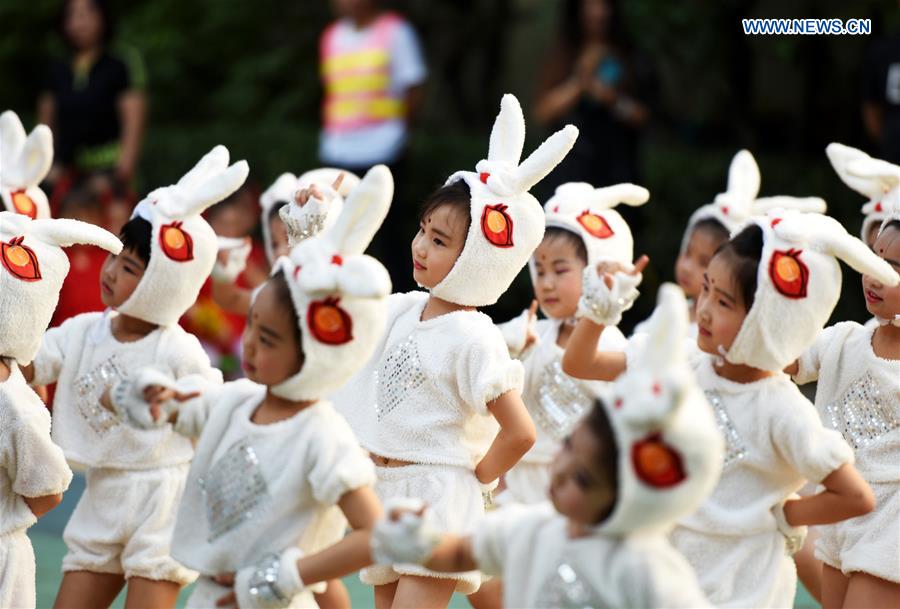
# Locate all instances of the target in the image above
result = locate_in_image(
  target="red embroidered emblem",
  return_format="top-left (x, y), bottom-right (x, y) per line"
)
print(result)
top-left (481, 204), bottom-right (514, 248)
top-left (632, 432), bottom-right (686, 488)
top-left (769, 249), bottom-right (808, 299)
top-left (331, 254), bottom-right (343, 266)
top-left (308, 297), bottom-right (353, 345)
top-left (577, 211), bottom-right (614, 239)
top-left (1, 236), bottom-right (41, 281)
top-left (875, 202), bottom-right (883, 212)
top-left (9, 190), bottom-right (37, 219)
top-left (159, 222), bottom-right (194, 262)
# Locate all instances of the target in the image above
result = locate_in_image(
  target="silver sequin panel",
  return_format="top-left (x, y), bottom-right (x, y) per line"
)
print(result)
top-left (375, 334), bottom-right (427, 421)
top-left (705, 390), bottom-right (747, 468)
top-left (537, 360), bottom-right (594, 441)
top-left (279, 206), bottom-right (328, 242)
top-left (826, 371), bottom-right (899, 450)
top-left (200, 438), bottom-right (269, 542)
top-left (536, 560), bottom-right (604, 609)
top-left (73, 355), bottom-right (125, 435)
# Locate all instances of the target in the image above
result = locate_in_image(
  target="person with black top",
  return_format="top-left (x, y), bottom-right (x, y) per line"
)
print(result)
top-left (862, 30), bottom-right (900, 164)
top-left (37, 0), bottom-right (146, 229)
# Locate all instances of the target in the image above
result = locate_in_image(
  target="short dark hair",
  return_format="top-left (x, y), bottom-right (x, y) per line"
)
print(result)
top-left (692, 218), bottom-right (730, 246)
top-left (713, 224), bottom-right (764, 310)
top-left (586, 399), bottom-right (619, 523)
top-left (118, 216), bottom-right (152, 266)
top-left (268, 270), bottom-right (303, 357)
top-left (544, 226), bottom-right (588, 265)
top-left (268, 201), bottom-right (287, 225)
top-left (418, 179), bottom-right (472, 236)
top-left (883, 219), bottom-right (900, 235)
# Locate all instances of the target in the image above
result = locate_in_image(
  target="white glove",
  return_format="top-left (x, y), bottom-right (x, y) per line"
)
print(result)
top-left (211, 236), bottom-right (252, 283)
top-left (370, 498), bottom-right (442, 566)
top-left (577, 264), bottom-right (642, 326)
top-left (280, 184), bottom-right (340, 246)
top-left (479, 478), bottom-right (499, 509)
top-left (772, 494), bottom-right (808, 556)
top-left (110, 368), bottom-right (176, 429)
top-left (235, 547), bottom-right (305, 609)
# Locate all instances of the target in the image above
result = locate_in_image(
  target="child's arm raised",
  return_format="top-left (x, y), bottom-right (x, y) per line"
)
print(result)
top-left (477, 390), bottom-right (537, 485)
top-left (562, 318), bottom-right (627, 381)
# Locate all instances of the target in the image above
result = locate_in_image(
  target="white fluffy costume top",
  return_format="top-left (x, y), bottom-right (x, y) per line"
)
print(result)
top-left (430, 94), bottom-right (578, 307)
top-left (119, 145), bottom-right (249, 326)
top-left (0, 110), bottom-right (53, 220)
top-left (472, 285), bottom-right (719, 609)
top-left (0, 212), bottom-right (122, 364)
top-left (725, 209), bottom-right (899, 371)
top-left (260, 167), bottom-right (361, 262)
top-left (826, 142), bottom-right (899, 241)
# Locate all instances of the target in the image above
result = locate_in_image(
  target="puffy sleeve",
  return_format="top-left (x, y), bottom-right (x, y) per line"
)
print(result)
top-left (771, 392), bottom-right (854, 484)
top-left (30, 316), bottom-right (80, 386)
top-left (793, 323), bottom-right (841, 385)
top-left (4, 399), bottom-right (72, 499)
top-left (166, 329), bottom-right (224, 385)
top-left (307, 413), bottom-right (376, 506)
top-left (471, 504), bottom-right (533, 577)
top-left (456, 326), bottom-right (525, 415)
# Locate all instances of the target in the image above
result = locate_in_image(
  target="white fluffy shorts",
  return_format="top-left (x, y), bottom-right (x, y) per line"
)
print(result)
top-left (62, 464), bottom-right (197, 585)
top-left (816, 480), bottom-right (900, 583)
top-left (186, 576), bottom-right (317, 609)
top-left (360, 463), bottom-right (485, 594)
top-left (0, 528), bottom-right (35, 609)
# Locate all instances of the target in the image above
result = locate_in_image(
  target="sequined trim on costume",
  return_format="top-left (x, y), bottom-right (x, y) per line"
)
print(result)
top-left (200, 438), bottom-right (269, 541)
top-left (375, 335), bottom-right (427, 421)
top-left (73, 355), bottom-right (125, 435)
top-left (826, 371), bottom-right (899, 450)
top-left (705, 390), bottom-right (747, 468)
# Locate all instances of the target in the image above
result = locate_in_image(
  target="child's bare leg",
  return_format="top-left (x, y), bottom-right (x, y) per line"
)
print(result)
top-left (821, 564), bottom-right (850, 609)
top-left (123, 577), bottom-right (180, 609)
top-left (53, 571), bottom-right (125, 609)
top-left (842, 572), bottom-right (900, 609)
top-left (391, 575), bottom-right (456, 609)
top-left (314, 578), bottom-right (351, 609)
top-left (794, 527), bottom-right (823, 603)
top-left (467, 579), bottom-right (502, 609)
top-left (375, 581), bottom-right (399, 609)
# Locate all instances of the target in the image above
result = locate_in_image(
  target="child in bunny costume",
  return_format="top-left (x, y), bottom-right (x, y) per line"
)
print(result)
top-left (20, 146), bottom-right (245, 608)
top-left (0, 110), bottom-right (53, 219)
top-left (331, 93), bottom-right (576, 606)
top-left (494, 181), bottom-right (647, 506)
top-left (211, 168), bottom-right (360, 317)
top-left (370, 285), bottom-right (722, 608)
top-left (111, 165), bottom-right (394, 609)
top-left (563, 208), bottom-right (889, 607)
top-left (788, 165), bottom-right (900, 606)
top-left (0, 211), bottom-right (120, 609)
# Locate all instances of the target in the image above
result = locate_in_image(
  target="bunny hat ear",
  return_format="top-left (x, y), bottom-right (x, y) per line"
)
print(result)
top-left (268, 165), bottom-right (393, 401)
top-left (681, 150), bottom-right (760, 253)
top-left (432, 93), bottom-right (578, 307)
top-left (752, 196), bottom-right (827, 215)
top-left (595, 283), bottom-right (723, 535)
top-left (826, 143), bottom-right (885, 200)
top-left (0, 111), bottom-right (53, 219)
top-left (727, 209), bottom-right (899, 371)
top-left (0, 213), bottom-right (122, 364)
top-left (118, 146), bottom-right (249, 326)
top-left (831, 144), bottom-right (900, 240)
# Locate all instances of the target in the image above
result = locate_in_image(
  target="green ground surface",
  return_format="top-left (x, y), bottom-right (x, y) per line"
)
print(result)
top-left (30, 474), bottom-right (817, 608)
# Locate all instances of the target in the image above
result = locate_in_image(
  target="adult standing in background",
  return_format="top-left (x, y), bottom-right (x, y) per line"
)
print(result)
top-left (37, 0), bottom-right (146, 231)
top-left (319, 0), bottom-right (427, 291)
top-left (534, 0), bottom-right (655, 195)
top-left (862, 28), bottom-right (900, 164)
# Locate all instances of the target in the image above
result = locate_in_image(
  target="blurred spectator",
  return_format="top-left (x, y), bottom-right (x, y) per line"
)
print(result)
top-left (37, 0), bottom-right (146, 231)
top-left (862, 28), bottom-right (900, 163)
top-left (534, 0), bottom-right (656, 193)
top-left (319, 0), bottom-right (427, 291)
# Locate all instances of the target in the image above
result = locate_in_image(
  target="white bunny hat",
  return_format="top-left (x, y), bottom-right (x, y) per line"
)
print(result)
top-left (0, 110), bottom-right (53, 219)
top-left (119, 145), bottom-right (249, 326)
top-left (270, 165), bottom-right (393, 401)
top-left (726, 209), bottom-right (900, 371)
top-left (431, 94), bottom-right (578, 307)
top-left (597, 284), bottom-right (723, 536)
top-left (681, 149), bottom-right (760, 252)
top-left (259, 168), bottom-right (360, 263)
top-left (0, 212), bottom-right (121, 364)
top-left (826, 143), bottom-right (900, 242)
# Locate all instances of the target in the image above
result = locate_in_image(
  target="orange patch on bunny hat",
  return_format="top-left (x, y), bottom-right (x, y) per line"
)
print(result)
top-left (1, 236), bottom-right (41, 281)
top-left (481, 204), bottom-right (514, 248)
top-left (9, 190), bottom-right (37, 219)
top-left (308, 297), bottom-right (353, 345)
top-left (632, 433), bottom-right (686, 488)
top-left (577, 210), bottom-right (614, 239)
top-left (769, 249), bottom-right (808, 299)
top-left (159, 222), bottom-right (194, 262)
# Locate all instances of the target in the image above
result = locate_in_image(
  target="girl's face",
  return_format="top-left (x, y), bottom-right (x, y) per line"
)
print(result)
top-left (548, 420), bottom-right (616, 526)
top-left (411, 204), bottom-right (467, 289)
top-left (100, 247), bottom-right (145, 308)
top-left (65, 0), bottom-right (104, 50)
top-left (863, 225), bottom-right (900, 320)
top-left (695, 253), bottom-right (750, 356)
top-left (676, 227), bottom-right (722, 299)
top-left (533, 236), bottom-right (586, 320)
top-left (269, 215), bottom-right (289, 261)
top-left (241, 281), bottom-right (303, 386)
